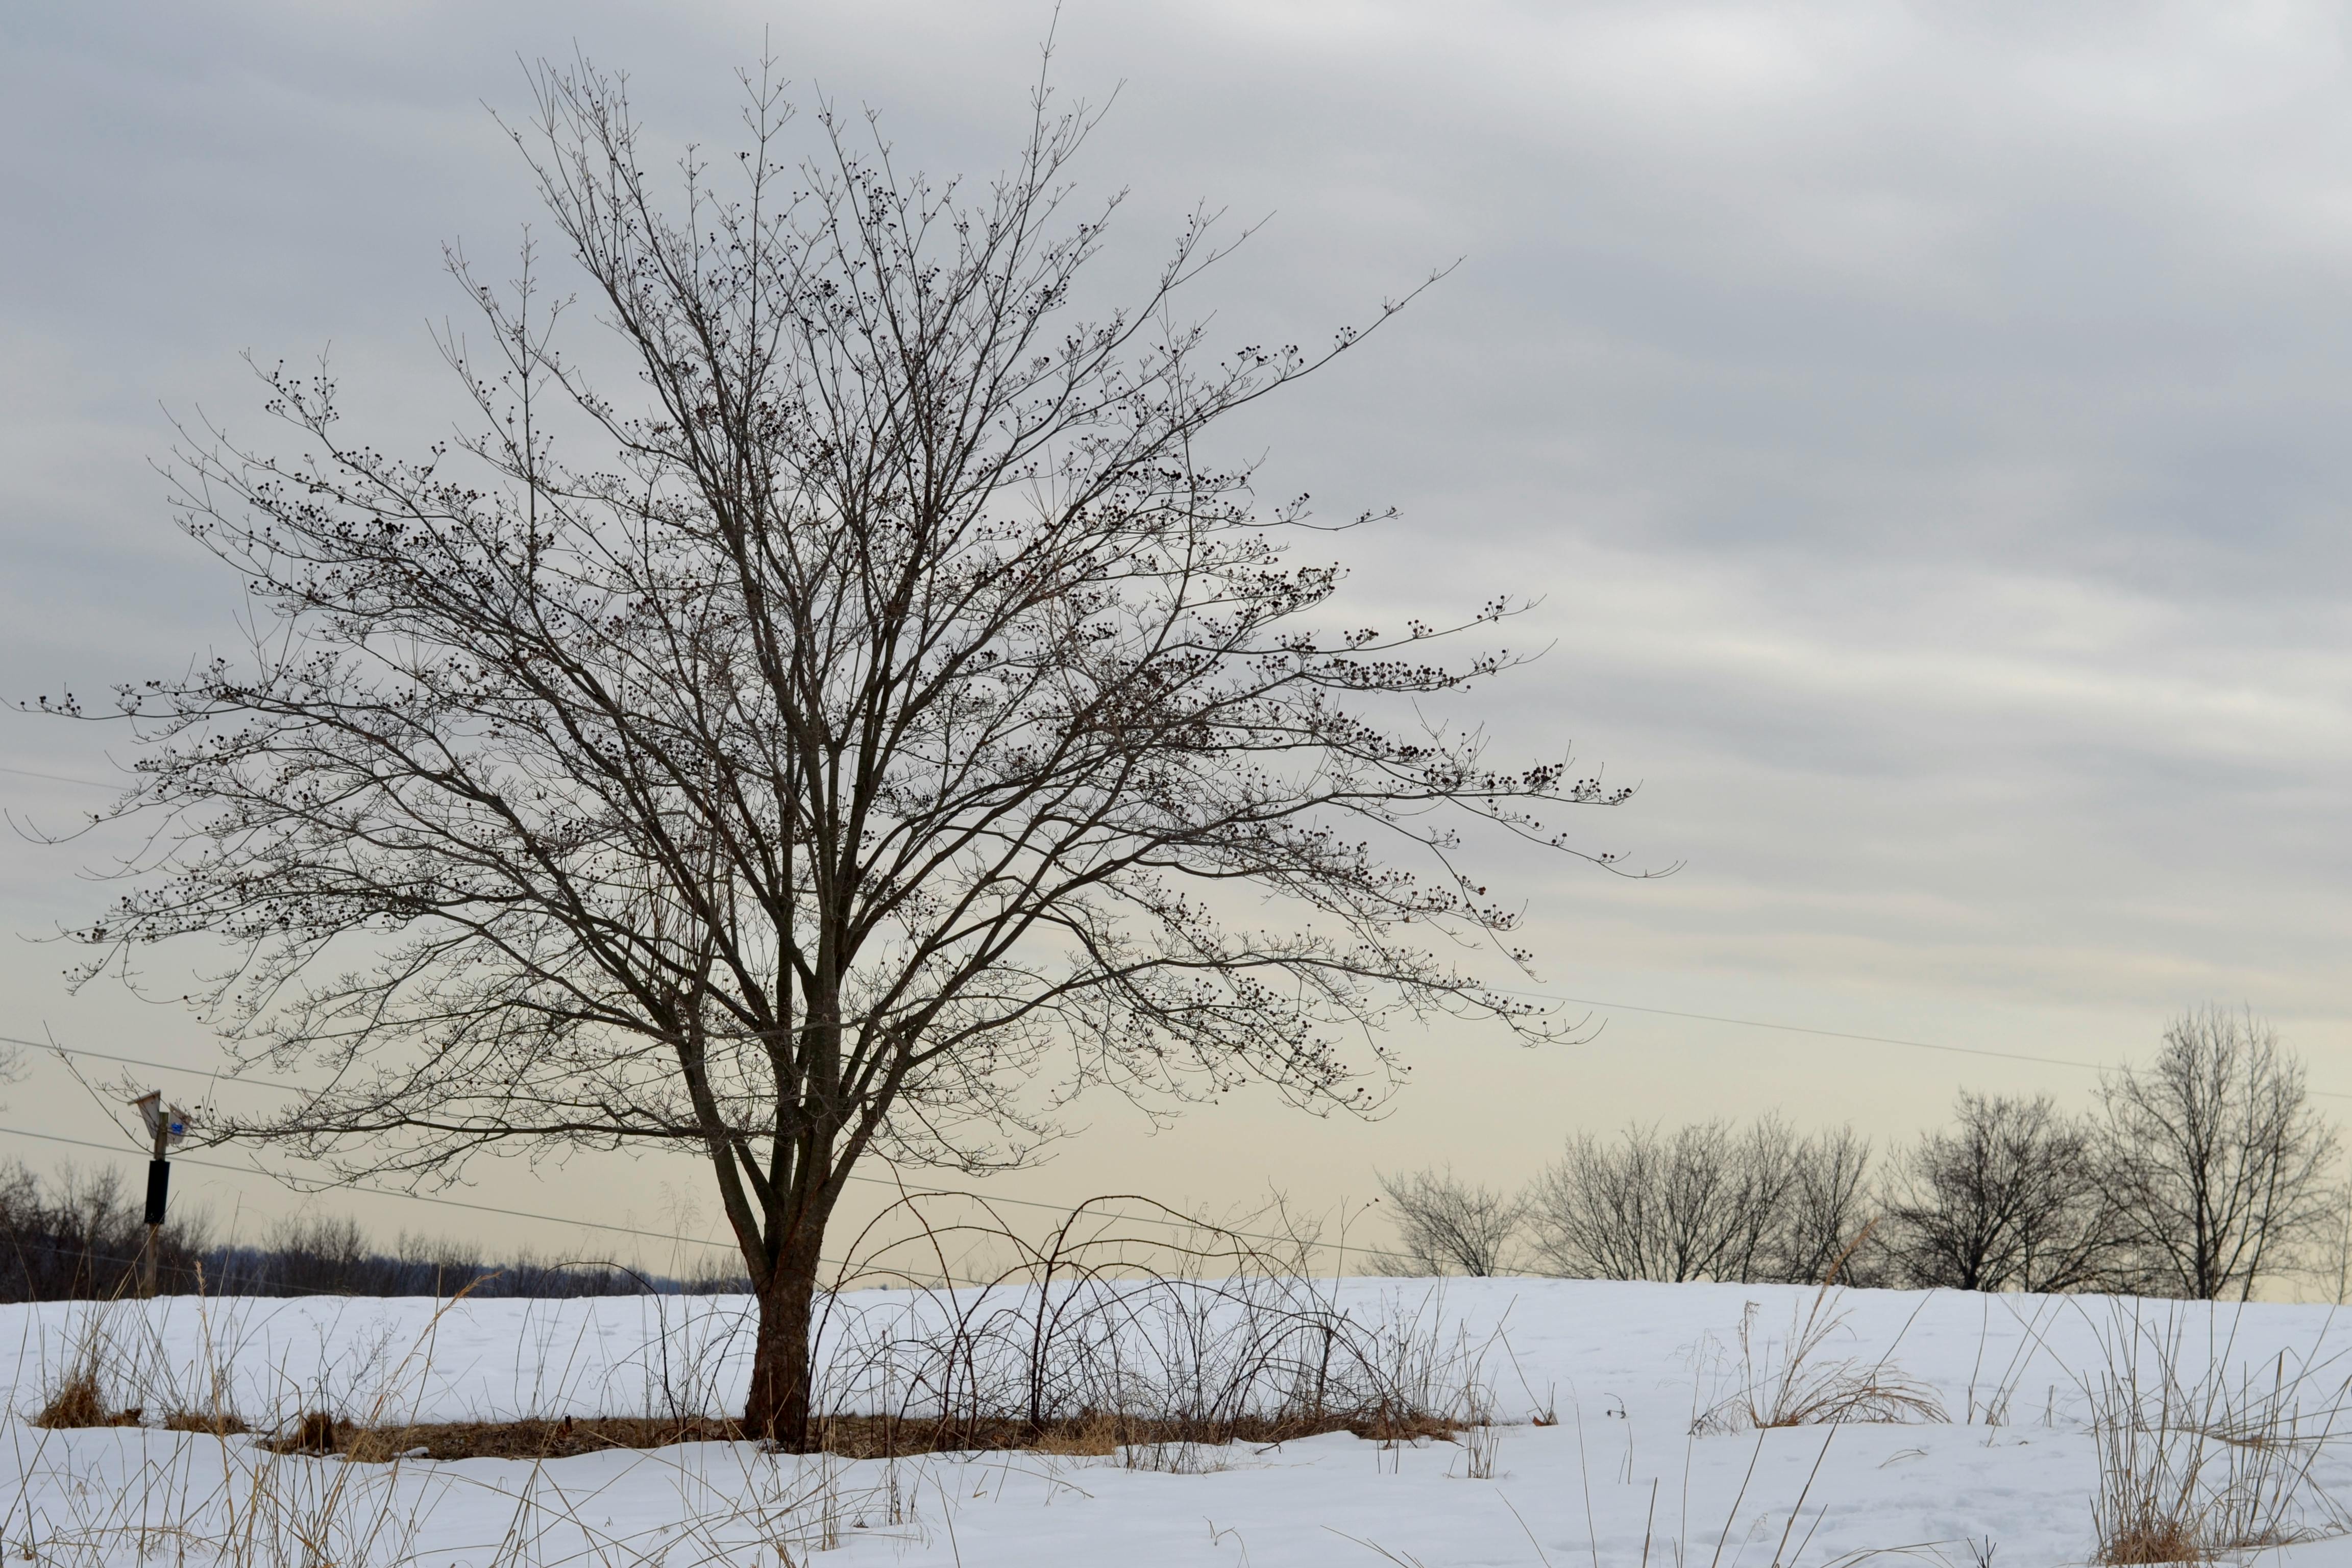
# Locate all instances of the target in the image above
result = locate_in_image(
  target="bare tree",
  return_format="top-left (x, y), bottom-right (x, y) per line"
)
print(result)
top-left (33, 60), bottom-right (1636, 1443)
top-left (1373, 1166), bottom-right (1526, 1276)
top-left (1526, 1117), bottom-right (1873, 1284)
top-left (1763, 1124), bottom-right (1876, 1285)
top-left (1527, 1119), bottom-right (1788, 1282)
top-left (2101, 1008), bottom-right (2340, 1301)
top-left (0, 1161), bottom-right (212, 1302)
top-left (2315, 1184), bottom-right (2352, 1306)
top-left (1879, 1091), bottom-right (2115, 1293)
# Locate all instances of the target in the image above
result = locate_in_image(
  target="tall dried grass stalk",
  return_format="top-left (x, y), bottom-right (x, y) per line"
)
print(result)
top-left (2086, 1301), bottom-right (2352, 1563)
top-left (1694, 1284), bottom-right (1943, 1435)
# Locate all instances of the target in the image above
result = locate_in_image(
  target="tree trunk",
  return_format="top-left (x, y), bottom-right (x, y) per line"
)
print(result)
top-left (744, 1216), bottom-right (830, 1448)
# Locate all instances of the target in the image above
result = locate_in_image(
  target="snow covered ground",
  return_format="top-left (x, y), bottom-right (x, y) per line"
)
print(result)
top-left (10, 1279), bottom-right (2352, 1566)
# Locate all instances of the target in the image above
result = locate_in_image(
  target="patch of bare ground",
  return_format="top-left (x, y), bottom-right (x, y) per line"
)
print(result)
top-left (262, 1415), bottom-right (744, 1461)
top-left (300, 1409), bottom-right (1463, 1463)
top-left (817, 1408), bottom-right (1460, 1459)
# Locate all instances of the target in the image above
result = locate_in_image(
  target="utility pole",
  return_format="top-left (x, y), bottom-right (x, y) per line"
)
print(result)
top-left (129, 1091), bottom-right (187, 1299)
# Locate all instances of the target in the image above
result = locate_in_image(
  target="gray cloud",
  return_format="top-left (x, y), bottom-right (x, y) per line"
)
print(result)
top-left (5, 1), bottom-right (2350, 1234)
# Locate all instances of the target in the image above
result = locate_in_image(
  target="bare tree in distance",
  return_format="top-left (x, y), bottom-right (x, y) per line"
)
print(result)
top-left (31, 58), bottom-right (1641, 1444)
top-left (1527, 1119), bottom-right (1776, 1282)
top-left (1525, 1117), bottom-right (1875, 1285)
top-left (1879, 1091), bottom-right (2116, 1294)
top-left (1373, 1166), bottom-right (1526, 1277)
top-left (2101, 1008), bottom-right (2339, 1301)
top-left (1766, 1123), bottom-right (1875, 1285)
top-left (2315, 1184), bottom-right (2352, 1306)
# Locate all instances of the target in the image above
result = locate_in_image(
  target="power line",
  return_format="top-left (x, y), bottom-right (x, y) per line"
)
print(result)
top-left (0, 1115), bottom-right (1347, 1265)
top-left (1545, 998), bottom-right (2107, 1072)
top-left (7, 1036), bottom-right (1357, 1249)
top-left (0, 1121), bottom-right (740, 1253)
top-left (24, 982), bottom-right (2352, 1117)
top-left (0, 763), bottom-right (119, 789)
top-left (0, 1033), bottom-right (311, 1093)
top-left (1534, 993), bottom-right (2352, 1104)
top-left (0, 1121), bottom-right (1365, 1295)
top-left (0, 1122), bottom-right (985, 1289)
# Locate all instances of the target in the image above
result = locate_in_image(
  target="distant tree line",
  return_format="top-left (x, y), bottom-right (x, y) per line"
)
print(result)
top-left (1379, 1007), bottom-right (2346, 1302)
top-left (10, 1007), bottom-right (2333, 1304)
top-left (0, 1164), bottom-right (749, 1303)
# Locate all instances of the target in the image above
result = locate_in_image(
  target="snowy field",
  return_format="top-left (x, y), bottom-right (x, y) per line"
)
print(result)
top-left (11, 1279), bottom-right (2352, 1566)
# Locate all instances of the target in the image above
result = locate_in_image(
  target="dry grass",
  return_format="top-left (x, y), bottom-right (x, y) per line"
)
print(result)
top-left (23, 1265), bottom-right (257, 1436)
top-left (1751, 1290), bottom-right (1943, 1429)
top-left (1454, 1413), bottom-right (1500, 1480)
top-left (25, 1300), bottom-right (141, 1430)
top-left (1027, 1409), bottom-right (1128, 1455)
top-left (2085, 1301), bottom-right (2352, 1564)
top-left (9, 1190), bottom-right (1510, 1568)
top-left (1694, 1287), bottom-right (1943, 1435)
top-left (13, 1279), bottom-right (901, 1568)
top-left (161, 1407), bottom-right (254, 1435)
top-left (2097, 1517), bottom-right (2212, 1566)
top-left (32, 1370), bottom-right (140, 1430)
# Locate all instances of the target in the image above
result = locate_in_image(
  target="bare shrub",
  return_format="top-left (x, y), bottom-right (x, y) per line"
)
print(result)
top-left (807, 1192), bottom-right (1498, 1467)
top-left (1373, 1166), bottom-right (1526, 1277)
top-left (2085, 1301), bottom-right (2352, 1560)
top-left (1881, 1091), bottom-right (2119, 1293)
top-left (1528, 1117), bottom-right (1872, 1284)
top-left (2102, 1008), bottom-right (2341, 1301)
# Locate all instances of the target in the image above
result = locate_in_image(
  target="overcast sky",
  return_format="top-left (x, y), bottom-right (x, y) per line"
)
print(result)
top-left (4, 2), bottom-right (2349, 1261)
